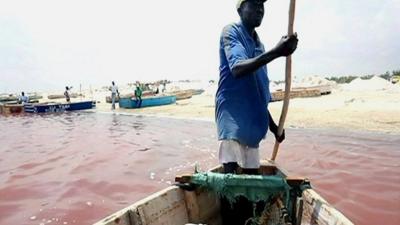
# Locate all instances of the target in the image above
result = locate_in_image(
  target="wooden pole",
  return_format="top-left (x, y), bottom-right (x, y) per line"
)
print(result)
top-left (271, 0), bottom-right (296, 161)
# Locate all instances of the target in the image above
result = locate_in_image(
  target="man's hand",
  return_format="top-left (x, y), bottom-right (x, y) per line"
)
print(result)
top-left (270, 124), bottom-right (285, 143)
top-left (274, 129), bottom-right (285, 143)
top-left (273, 33), bottom-right (298, 57)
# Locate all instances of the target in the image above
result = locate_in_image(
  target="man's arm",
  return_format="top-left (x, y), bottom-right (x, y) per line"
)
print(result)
top-left (268, 110), bottom-right (285, 143)
top-left (232, 49), bottom-right (280, 78)
top-left (232, 34), bottom-right (298, 78)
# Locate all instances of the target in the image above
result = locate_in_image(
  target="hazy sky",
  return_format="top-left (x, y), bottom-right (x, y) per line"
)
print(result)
top-left (1, 0), bottom-right (399, 92)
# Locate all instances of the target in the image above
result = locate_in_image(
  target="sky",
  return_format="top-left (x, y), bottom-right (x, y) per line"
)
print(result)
top-left (0, 0), bottom-right (399, 93)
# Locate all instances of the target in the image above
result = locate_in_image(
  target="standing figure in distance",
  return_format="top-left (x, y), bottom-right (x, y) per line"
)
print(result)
top-left (134, 83), bottom-right (143, 108)
top-left (110, 81), bottom-right (120, 110)
top-left (19, 92), bottom-right (29, 104)
top-left (64, 86), bottom-right (73, 103)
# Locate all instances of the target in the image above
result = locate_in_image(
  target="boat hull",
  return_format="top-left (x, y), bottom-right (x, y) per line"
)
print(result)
top-left (24, 101), bottom-right (96, 113)
top-left (119, 95), bottom-right (176, 109)
top-left (0, 104), bottom-right (24, 114)
top-left (93, 161), bottom-right (353, 225)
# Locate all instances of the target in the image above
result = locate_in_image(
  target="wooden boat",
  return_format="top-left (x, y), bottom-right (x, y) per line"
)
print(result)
top-left (28, 94), bottom-right (43, 101)
top-left (0, 94), bottom-right (42, 104)
top-left (119, 95), bottom-right (176, 109)
top-left (24, 101), bottom-right (96, 113)
top-left (1, 100), bottom-right (39, 105)
top-left (105, 92), bottom-right (155, 103)
top-left (168, 90), bottom-right (193, 100)
top-left (47, 93), bottom-right (84, 100)
top-left (94, 161), bottom-right (353, 225)
top-left (271, 88), bottom-right (321, 102)
top-left (0, 95), bottom-right (18, 103)
top-left (0, 103), bottom-right (24, 114)
top-left (189, 89), bottom-right (205, 96)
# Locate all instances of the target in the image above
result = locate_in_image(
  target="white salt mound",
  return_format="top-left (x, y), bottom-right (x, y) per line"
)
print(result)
top-left (342, 76), bottom-right (393, 91)
top-left (299, 75), bottom-right (336, 87)
top-left (270, 75), bottom-right (337, 92)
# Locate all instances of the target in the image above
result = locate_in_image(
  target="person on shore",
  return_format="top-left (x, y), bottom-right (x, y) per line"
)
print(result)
top-left (134, 84), bottom-right (143, 108)
top-left (216, 0), bottom-right (298, 223)
top-left (64, 86), bottom-right (73, 102)
top-left (109, 81), bottom-right (120, 110)
top-left (18, 92), bottom-right (29, 104)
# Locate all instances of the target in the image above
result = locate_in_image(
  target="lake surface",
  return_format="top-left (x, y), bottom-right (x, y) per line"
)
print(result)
top-left (0, 112), bottom-right (399, 225)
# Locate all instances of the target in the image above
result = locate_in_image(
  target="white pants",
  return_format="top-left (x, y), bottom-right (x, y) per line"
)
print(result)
top-left (219, 140), bottom-right (260, 169)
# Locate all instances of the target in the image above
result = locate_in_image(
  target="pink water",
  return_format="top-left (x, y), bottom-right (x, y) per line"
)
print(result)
top-left (0, 112), bottom-right (399, 225)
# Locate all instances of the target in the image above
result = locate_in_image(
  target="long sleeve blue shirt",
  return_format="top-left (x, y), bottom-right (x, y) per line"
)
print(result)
top-left (216, 22), bottom-right (271, 148)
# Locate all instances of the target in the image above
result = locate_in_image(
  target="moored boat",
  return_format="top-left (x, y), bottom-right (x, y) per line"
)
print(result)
top-left (169, 90), bottom-right (193, 100)
top-left (0, 103), bottom-right (24, 114)
top-left (0, 94), bottom-right (42, 104)
top-left (0, 95), bottom-right (18, 103)
top-left (189, 89), bottom-right (205, 96)
top-left (24, 101), bottom-right (96, 113)
top-left (119, 95), bottom-right (176, 109)
top-left (94, 161), bottom-right (353, 225)
top-left (47, 93), bottom-right (84, 100)
top-left (106, 91), bottom-right (155, 103)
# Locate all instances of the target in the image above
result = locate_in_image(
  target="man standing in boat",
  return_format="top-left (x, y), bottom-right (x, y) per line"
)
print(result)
top-left (64, 86), bottom-right (73, 103)
top-left (216, 0), bottom-right (298, 175)
top-left (18, 92), bottom-right (29, 104)
top-left (110, 81), bottom-right (120, 110)
top-left (134, 83), bottom-right (143, 108)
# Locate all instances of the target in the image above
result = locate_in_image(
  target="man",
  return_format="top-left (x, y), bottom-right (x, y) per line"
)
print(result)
top-left (19, 92), bottom-right (29, 104)
top-left (110, 81), bottom-right (120, 110)
top-left (216, 0), bottom-right (298, 175)
top-left (216, 1), bottom-right (298, 224)
top-left (64, 86), bottom-right (73, 102)
top-left (134, 84), bottom-right (143, 108)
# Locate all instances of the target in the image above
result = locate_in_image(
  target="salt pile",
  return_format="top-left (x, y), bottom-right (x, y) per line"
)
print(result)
top-left (342, 76), bottom-right (393, 91)
top-left (270, 75), bottom-right (337, 93)
top-left (298, 75), bottom-right (336, 87)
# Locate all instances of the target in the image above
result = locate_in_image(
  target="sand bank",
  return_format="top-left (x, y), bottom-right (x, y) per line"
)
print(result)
top-left (95, 88), bottom-right (400, 134)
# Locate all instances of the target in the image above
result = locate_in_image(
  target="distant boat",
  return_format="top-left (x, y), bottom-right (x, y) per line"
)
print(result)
top-left (271, 87), bottom-right (322, 102)
top-left (47, 93), bottom-right (84, 100)
top-left (0, 103), bottom-right (24, 114)
top-left (24, 101), bottom-right (96, 113)
top-left (119, 95), bottom-right (176, 109)
top-left (0, 95), bottom-right (18, 103)
top-left (189, 89), bottom-right (205, 96)
top-left (105, 91), bottom-right (155, 103)
top-left (168, 90), bottom-right (193, 100)
top-left (0, 94), bottom-right (42, 103)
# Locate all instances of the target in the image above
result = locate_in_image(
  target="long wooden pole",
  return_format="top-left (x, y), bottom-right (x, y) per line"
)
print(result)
top-left (271, 0), bottom-right (296, 161)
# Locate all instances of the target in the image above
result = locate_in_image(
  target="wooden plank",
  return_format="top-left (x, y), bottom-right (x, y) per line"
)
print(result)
top-left (93, 208), bottom-right (131, 225)
top-left (183, 190), bottom-right (201, 222)
top-left (130, 186), bottom-right (189, 225)
top-left (286, 176), bottom-right (309, 186)
top-left (302, 189), bottom-right (354, 225)
top-left (194, 188), bottom-right (221, 224)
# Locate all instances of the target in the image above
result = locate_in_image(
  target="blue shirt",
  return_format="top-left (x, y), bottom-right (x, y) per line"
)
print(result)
top-left (216, 22), bottom-right (271, 148)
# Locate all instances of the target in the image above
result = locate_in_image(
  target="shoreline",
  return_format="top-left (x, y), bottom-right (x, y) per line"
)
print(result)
top-left (94, 89), bottom-right (400, 135)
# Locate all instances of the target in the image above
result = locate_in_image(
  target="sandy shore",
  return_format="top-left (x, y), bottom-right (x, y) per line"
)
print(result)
top-left (95, 89), bottom-right (400, 134)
